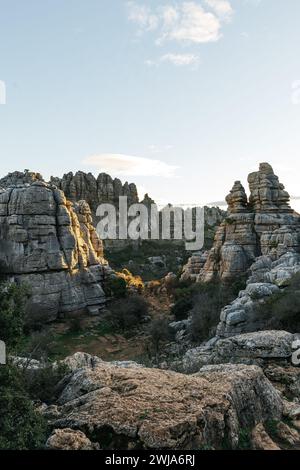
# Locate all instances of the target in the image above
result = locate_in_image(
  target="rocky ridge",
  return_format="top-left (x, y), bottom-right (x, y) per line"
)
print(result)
top-left (50, 171), bottom-right (139, 215)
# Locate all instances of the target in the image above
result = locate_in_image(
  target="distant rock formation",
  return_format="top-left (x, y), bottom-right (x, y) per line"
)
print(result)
top-left (182, 163), bottom-right (300, 283)
top-left (50, 171), bottom-right (139, 215)
top-left (0, 171), bottom-right (110, 323)
top-left (181, 251), bottom-right (209, 282)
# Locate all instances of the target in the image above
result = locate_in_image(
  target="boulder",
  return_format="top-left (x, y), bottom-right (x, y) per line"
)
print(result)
top-left (217, 252), bottom-right (300, 337)
top-left (182, 331), bottom-right (295, 372)
top-left (46, 428), bottom-right (100, 450)
top-left (47, 361), bottom-right (283, 450)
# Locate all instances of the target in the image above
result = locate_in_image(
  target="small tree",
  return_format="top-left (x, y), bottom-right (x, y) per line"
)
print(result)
top-left (0, 362), bottom-right (46, 450)
top-left (257, 272), bottom-right (300, 332)
top-left (0, 282), bottom-right (30, 349)
top-left (148, 316), bottom-right (172, 355)
top-left (109, 295), bottom-right (149, 331)
top-left (0, 281), bottom-right (47, 449)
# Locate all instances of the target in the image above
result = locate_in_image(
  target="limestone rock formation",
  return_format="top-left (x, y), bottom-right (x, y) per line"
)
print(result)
top-left (180, 207), bottom-right (226, 281)
top-left (181, 251), bottom-right (209, 282)
top-left (50, 171), bottom-right (139, 215)
top-left (0, 170), bottom-right (44, 187)
top-left (248, 162), bottom-right (292, 213)
top-left (0, 172), bottom-right (109, 322)
top-left (225, 181), bottom-right (248, 213)
top-left (46, 428), bottom-right (100, 450)
top-left (182, 331), bottom-right (296, 372)
top-left (251, 423), bottom-right (280, 450)
top-left (183, 163), bottom-right (300, 284)
top-left (217, 251), bottom-right (300, 337)
top-left (43, 358), bottom-right (283, 450)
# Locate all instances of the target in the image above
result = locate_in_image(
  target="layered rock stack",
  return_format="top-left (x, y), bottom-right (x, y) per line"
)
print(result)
top-left (181, 252), bottom-right (209, 282)
top-left (0, 172), bottom-right (110, 323)
top-left (50, 171), bottom-right (139, 216)
top-left (184, 163), bottom-right (300, 283)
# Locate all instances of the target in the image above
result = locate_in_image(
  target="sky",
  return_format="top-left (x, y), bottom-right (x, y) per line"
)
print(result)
top-left (0, 0), bottom-right (300, 211)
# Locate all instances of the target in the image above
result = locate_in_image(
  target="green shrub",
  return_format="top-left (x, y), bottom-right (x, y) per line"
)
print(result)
top-left (23, 330), bottom-right (56, 361)
top-left (256, 272), bottom-right (300, 332)
top-left (147, 316), bottom-right (173, 355)
top-left (238, 428), bottom-right (252, 450)
top-left (187, 281), bottom-right (235, 343)
top-left (0, 362), bottom-right (47, 450)
top-left (171, 297), bottom-right (194, 321)
top-left (109, 295), bottom-right (149, 331)
top-left (0, 282), bottom-right (29, 349)
top-left (24, 362), bottom-right (70, 404)
top-left (106, 275), bottom-right (127, 299)
top-left (68, 317), bottom-right (83, 334)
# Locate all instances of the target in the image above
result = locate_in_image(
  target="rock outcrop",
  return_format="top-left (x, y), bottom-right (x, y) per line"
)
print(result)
top-left (46, 428), bottom-right (100, 450)
top-left (50, 171), bottom-right (139, 215)
top-left (217, 252), bottom-right (300, 337)
top-left (182, 331), bottom-right (296, 372)
top-left (43, 356), bottom-right (284, 450)
top-left (181, 251), bottom-right (209, 282)
top-left (183, 163), bottom-right (300, 283)
top-left (0, 172), bottom-right (110, 322)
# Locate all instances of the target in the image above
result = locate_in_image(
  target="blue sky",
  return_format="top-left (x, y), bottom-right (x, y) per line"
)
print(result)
top-left (0, 0), bottom-right (300, 210)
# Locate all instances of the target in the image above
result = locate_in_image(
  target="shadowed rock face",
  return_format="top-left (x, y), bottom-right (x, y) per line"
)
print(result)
top-left (0, 172), bottom-right (110, 322)
top-left (196, 163), bottom-right (300, 283)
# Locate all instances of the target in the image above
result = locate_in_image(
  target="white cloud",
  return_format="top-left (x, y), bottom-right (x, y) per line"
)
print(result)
top-left (127, 1), bottom-right (158, 32)
top-left (82, 154), bottom-right (179, 178)
top-left (145, 53), bottom-right (200, 67)
top-left (159, 2), bottom-right (221, 44)
top-left (161, 5), bottom-right (179, 26)
top-left (204, 0), bottom-right (233, 20)
top-left (127, 1), bottom-right (233, 45)
top-left (161, 52), bottom-right (200, 66)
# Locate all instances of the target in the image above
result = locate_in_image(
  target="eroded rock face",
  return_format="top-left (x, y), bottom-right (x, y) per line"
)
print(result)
top-left (50, 171), bottom-right (139, 215)
top-left (185, 163), bottom-right (300, 284)
top-left (0, 172), bottom-right (109, 322)
top-left (182, 331), bottom-right (296, 372)
top-left (46, 428), bottom-right (100, 450)
top-left (248, 163), bottom-right (292, 213)
top-left (44, 360), bottom-right (283, 450)
top-left (217, 251), bottom-right (300, 337)
top-left (226, 181), bottom-right (248, 214)
top-left (181, 251), bottom-right (209, 282)
top-left (251, 423), bottom-right (280, 450)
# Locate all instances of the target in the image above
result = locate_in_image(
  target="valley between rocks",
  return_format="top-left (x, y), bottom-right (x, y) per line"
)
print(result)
top-left (1, 164), bottom-right (300, 450)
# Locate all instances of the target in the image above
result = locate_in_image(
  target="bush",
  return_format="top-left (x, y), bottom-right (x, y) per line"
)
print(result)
top-left (24, 362), bottom-right (70, 404)
top-left (106, 275), bottom-right (127, 299)
top-left (23, 330), bottom-right (56, 361)
top-left (187, 281), bottom-right (235, 343)
top-left (69, 317), bottom-right (83, 334)
top-left (24, 311), bottom-right (48, 333)
top-left (0, 282), bottom-right (49, 449)
top-left (116, 269), bottom-right (144, 292)
top-left (109, 295), bottom-right (149, 331)
top-left (257, 273), bottom-right (300, 332)
top-left (0, 362), bottom-right (47, 450)
top-left (0, 282), bottom-right (29, 348)
top-left (147, 316), bottom-right (173, 355)
top-left (171, 297), bottom-right (194, 321)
